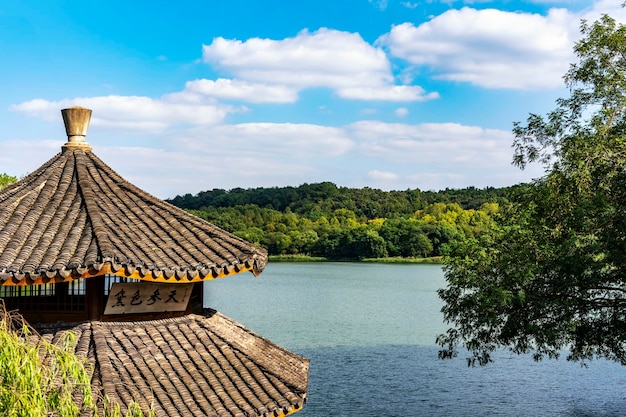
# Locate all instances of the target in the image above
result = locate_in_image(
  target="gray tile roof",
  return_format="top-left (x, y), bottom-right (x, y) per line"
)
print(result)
top-left (34, 310), bottom-right (309, 417)
top-left (0, 146), bottom-right (267, 285)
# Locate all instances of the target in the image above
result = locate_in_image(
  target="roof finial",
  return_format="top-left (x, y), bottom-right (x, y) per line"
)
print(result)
top-left (61, 106), bottom-right (93, 152)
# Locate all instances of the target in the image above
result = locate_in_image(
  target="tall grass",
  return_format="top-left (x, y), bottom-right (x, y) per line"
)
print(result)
top-left (0, 304), bottom-right (153, 417)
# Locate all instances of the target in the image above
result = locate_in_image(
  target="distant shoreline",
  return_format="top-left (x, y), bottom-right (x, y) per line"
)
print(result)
top-left (268, 254), bottom-right (442, 264)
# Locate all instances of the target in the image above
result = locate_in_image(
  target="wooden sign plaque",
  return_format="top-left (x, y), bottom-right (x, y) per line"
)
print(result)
top-left (104, 282), bottom-right (194, 315)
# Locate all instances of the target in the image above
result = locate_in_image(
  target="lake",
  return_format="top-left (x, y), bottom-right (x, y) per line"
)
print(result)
top-left (204, 262), bottom-right (626, 416)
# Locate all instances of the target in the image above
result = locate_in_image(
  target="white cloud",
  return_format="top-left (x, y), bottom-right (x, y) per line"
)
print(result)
top-left (338, 85), bottom-right (438, 101)
top-left (183, 78), bottom-right (299, 103)
top-left (10, 99), bottom-right (61, 121)
top-left (97, 123), bottom-right (355, 197)
top-left (10, 95), bottom-right (237, 133)
top-left (179, 123), bottom-right (354, 159)
top-left (202, 28), bottom-right (437, 102)
top-left (360, 108), bottom-right (378, 115)
top-left (405, 173), bottom-right (466, 191)
top-left (348, 120), bottom-right (516, 166)
top-left (583, 0), bottom-right (626, 23)
top-left (0, 139), bottom-right (64, 178)
top-left (395, 107), bottom-right (409, 117)
top-left (347, 120), bottom-right (544, 190)
top-left (95, 145), bottom-right (320, 198)
top-left (377, 7), bottom-right (578, 89)
top-left (368, 170), bottom-right (399, 181)
top-left (203, 29), bottom-right (389, 87)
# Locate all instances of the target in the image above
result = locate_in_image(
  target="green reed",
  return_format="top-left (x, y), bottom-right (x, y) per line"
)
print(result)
top-left (0, 303), bottom-right (153, 417)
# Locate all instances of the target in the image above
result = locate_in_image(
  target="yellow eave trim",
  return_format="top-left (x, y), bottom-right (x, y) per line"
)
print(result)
top-left (3, 263), bottom-right (257, 286)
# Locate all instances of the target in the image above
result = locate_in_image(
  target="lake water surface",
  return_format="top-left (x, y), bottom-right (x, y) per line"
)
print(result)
top-left (204, 262), bottom-right (626, 416)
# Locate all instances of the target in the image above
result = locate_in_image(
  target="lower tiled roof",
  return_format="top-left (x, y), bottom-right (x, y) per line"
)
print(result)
top-left (34, 310), bottom-right (309, 417)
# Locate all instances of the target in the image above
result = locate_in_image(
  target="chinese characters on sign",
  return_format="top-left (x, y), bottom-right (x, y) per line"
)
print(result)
top-left (104, 283), bottom-right (193, 315)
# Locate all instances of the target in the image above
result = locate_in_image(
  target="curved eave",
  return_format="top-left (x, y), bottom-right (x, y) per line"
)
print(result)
top-left (0, 256), bottom-right (266, 286)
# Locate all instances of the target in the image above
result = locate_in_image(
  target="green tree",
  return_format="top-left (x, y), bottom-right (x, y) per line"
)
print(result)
top-left (438, 15), bottom-right (626, 366)
top-left (0, 173), bottom-right (17, 191)
top-left (288, 229), bottom-right (319, 254)
top-left (313, 226), bottom-right (387, 260)
top-left (263, 232), bottom-right (292, 254)
top-left (379, 218), bottom-right (434, 258)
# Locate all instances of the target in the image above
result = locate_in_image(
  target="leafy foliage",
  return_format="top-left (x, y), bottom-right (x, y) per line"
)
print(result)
top-left (0, 304), bottom-right (152, 416)
top-left (171, 183), bottom-right (512, 260)
top-left (0, 173), bottom-right (17, 191)
top-left (439, 15), bottom-right (626, 366)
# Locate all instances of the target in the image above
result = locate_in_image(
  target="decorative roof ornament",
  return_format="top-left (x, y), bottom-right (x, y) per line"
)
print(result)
top-left (61, 106), bottom-right (93, 152)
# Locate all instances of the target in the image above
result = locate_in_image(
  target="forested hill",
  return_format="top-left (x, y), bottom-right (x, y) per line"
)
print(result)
top-left (168, 182), bottom-right (517, 217)
top-left (167, 182), bottom-right (521, 260)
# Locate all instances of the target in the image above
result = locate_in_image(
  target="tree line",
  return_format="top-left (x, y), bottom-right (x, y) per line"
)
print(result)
top-left (168, 183), bottom-right (515, 260)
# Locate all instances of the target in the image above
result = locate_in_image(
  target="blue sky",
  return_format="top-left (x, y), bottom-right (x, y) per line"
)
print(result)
top-left (1, 0), bottom-right (623, 199)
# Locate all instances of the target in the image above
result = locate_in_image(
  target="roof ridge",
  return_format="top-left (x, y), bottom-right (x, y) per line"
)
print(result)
top-left (27, 155), bottom-right (80, 273)
top-left (73, 150), bottom-right (115, 259)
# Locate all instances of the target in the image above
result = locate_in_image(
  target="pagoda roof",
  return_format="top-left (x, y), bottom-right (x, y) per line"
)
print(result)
top-left (33, 310), bottom-right (309, 416)
top-left (0, 107), bottom-right (267, 286)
